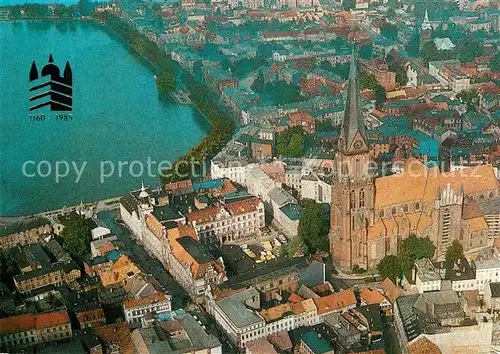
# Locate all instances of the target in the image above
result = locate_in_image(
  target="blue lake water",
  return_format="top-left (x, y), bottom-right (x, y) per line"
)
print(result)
top-left (0, 20), bottom-right (210, 216)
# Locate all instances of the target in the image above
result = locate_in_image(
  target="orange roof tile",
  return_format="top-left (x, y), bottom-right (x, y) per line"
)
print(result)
top-left (467, 216), bottom-right (488, 232)
top-left (288, 293), bottom-right (303, 303)
top-left (35, 311), bottom-right (70, 330)
top-left (313, 289), bottom-right (356, 315)
top-left (259, 303), bottom-right (292, 322)
top-left (76, 307), bottom-right (105, 324)
top-left (94, 323), bottom-right (133, 354)
top-left (100, 255), bottom-right (141, 288)
top-left (146, 214), bottom-right (164, 239)
top-left (167, 226), bottom-right (224, 281)
top-left (374, 158), bottom-right (498, 209)
top-left (225, 197), bottom-right (261, 216)
top-left (380, 278), bottom-right (404, 304)
top-left (408, 336), bottom-right (442, 354)
top-left (359, 288), bottom-right (386, 305)
top-left (186, 205), bottom-right (221, 224)
top-left (123, 291), bottom-right (169, 309)
top-left (0, 314), bottom-right (35, 335)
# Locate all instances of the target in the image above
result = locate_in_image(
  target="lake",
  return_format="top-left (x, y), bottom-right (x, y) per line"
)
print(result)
top-left (0, 20), bottom-right (210, 215)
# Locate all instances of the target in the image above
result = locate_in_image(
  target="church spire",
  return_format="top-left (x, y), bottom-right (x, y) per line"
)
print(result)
top-left (339, 46), bottom-right (368, 154)
top-left (421, 7), bottom-right (432, 31)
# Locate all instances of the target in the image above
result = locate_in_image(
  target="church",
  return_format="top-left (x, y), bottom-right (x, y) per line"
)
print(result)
top-left (329, 50), bottom-right (499, 270)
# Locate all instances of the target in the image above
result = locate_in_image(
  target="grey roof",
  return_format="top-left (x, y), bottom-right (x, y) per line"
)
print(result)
top-left (415, 258), bottom-right (441, 282)
top-left (216, 289), bottom-right (264, 329)
top-left (395, 294), bottom-right (422, 342)
top-left (477, 196), bottom-right (500, 215)
top-left (339, 47), bottom-right (369, 154)
top-left (0, 217), bottom-right (50, 237)
top-left (413, 290), bottom-right (461, 315)
top-left (475, 259), bottom-right (500, 270)
top-left (268, 187), bottom-right (296, 207)
top-left (139, 312), bottom-right (221, 354)
top-left (45, 239), bottom-right (73, 264)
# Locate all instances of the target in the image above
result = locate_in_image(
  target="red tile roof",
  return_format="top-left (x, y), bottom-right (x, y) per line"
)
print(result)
top-left (313, 289), bottom-right (356, 315)
top-left (35, 311), bottom-right (70, 330)
top-left (225, 197), bottom-right (261, 216)
top-left (0, 314), bottom-right (35, 335)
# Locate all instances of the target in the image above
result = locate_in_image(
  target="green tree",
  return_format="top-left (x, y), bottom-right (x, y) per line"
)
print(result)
top-left (398, 235), bottom-right (435, 274)
top-left (60, 212), bottom-right (91, 259)
top-left (420, 40), bottom-right (455, 65)
top-left (388, 60), bottom-right (408, 86)
top-left (342, 0), bottom-right (355, 11)
top-left (456, 39), bottom-right (484, 63)
top-left (377, 255), bottom-right (402, 283)
top-left (359, 44), bottom-right (373, 60)
top-left (8, 6), bottom-right (21, 20)
top-left (491, 51), bottom-right (500, 72)
top-left (360, 73), bottom-right (378, 90)
top-left (381, 24), bottom-right (398, 40)
top-left (156, 66), bottom-right (175, 93)
top-left (75, 0), bottom-right (95, 16)
top-left (374, 84), bottom-right (386, 109)
top-left (400, 235), bottom-right (436, 260)
top-left (281, 236), bottom-right (310, 258)
top-left (445, 240), bottom-right (464, 264)
top-left (298, 200), bottom-right (329, 253)
top-left (276, 127), bottom-right (305, 157)
top-left (457, 88), bottom-right (478, 110)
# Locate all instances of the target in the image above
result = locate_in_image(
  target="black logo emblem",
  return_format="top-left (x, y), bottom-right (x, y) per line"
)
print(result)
top-left (29, 54), bottom-right (72, 111)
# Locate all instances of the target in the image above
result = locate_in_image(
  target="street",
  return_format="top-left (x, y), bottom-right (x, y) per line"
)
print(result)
top-left (97, 210), bottom-right (190, 309)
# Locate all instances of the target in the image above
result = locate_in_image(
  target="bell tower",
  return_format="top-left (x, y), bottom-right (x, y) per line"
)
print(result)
top-left (330, 47), bottom-right (375, 270)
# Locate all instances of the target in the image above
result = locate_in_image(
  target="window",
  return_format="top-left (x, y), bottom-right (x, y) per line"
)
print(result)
top-left (416, 202), bottom-right (421, 211)
top-left (350, 190), bottom-right (356, 210)
top-left (379, 209), bottom-right (385, 218)
top-left (392, 207), bottom-right (397, 216)
top-left (359, 189), bottom-right (365, 208)
top-left (403, 204), bottom-right (409, 213)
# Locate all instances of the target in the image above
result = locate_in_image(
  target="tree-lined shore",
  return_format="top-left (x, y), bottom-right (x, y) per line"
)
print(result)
top-left (94, 12), bottom-right (235, 184)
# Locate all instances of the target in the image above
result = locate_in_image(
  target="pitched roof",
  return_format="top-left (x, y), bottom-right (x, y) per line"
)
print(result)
top-left (408, 336), bottom-right (442, 354)
top-left (225, 197), bottom-right (261, 216)
top-left (379, 278), bottom-right (404, 304)
top-left (123, 291), bottom-right (169, 309)
top-left (0, 314), bottom-right (35, 335)
top-left (246, 338), bottom-right (278, 354)
top-left (374, 158), bottom-right (498, 209)
top-left (313, 289), bottom-right (356, 315)
top-left (359, 288), bottom-right (386, 305)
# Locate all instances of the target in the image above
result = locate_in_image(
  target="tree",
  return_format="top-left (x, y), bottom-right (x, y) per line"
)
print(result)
top-left (281, 236), bottom-right (310, 258)
top-left (8, 6), bottom-right (21, 20)
top-left (60, 212), bottom-right (91, 259)
top-left (457, 88), bottom-right (478, 110)
top-left (420, 40), bottom-right (455, 65)
top-left (75, 0), bottom-right (95, 16)
top-left (381, 24), bottom-right (398, 41)
top-left (400, 235), bottom-right (436, 260)
top-left (388, 61), bottom-right (408, 86)
top-left (456, 39), bottom-right (484, 63)
top-left (156, 64), bottom-right (175, 94)
top-left (377, 255), bottom-right (402, 283)
top-left (276, 126), bottom-right (305, 157)
top-left (342, 0), bottom-right (355, 11)
top-left (491, 51), bottom-right (500, 72)
top-left (374, 84), bottom-right (386, 109)
top-left (445, 240), bottom-right (464, 264)
top-left (360, 73), bottom-right (378, 90)
top-left (298, 200), bottom-right (329, 253)
top-left (359, 44), bottom-right (373, 60)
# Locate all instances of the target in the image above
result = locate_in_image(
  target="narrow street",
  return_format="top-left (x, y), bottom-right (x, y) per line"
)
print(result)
top-left (97, 210), bottom-right (190, 309)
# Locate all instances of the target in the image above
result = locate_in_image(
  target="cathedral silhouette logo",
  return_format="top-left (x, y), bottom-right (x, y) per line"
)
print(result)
top-left (29, 54), bottom-right (72, 111)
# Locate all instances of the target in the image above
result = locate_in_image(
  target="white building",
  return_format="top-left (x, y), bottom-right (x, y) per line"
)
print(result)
top-left (123, 291), bottom-right (171, 326)
top-left (186, 197), bottom-right (265, 244)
